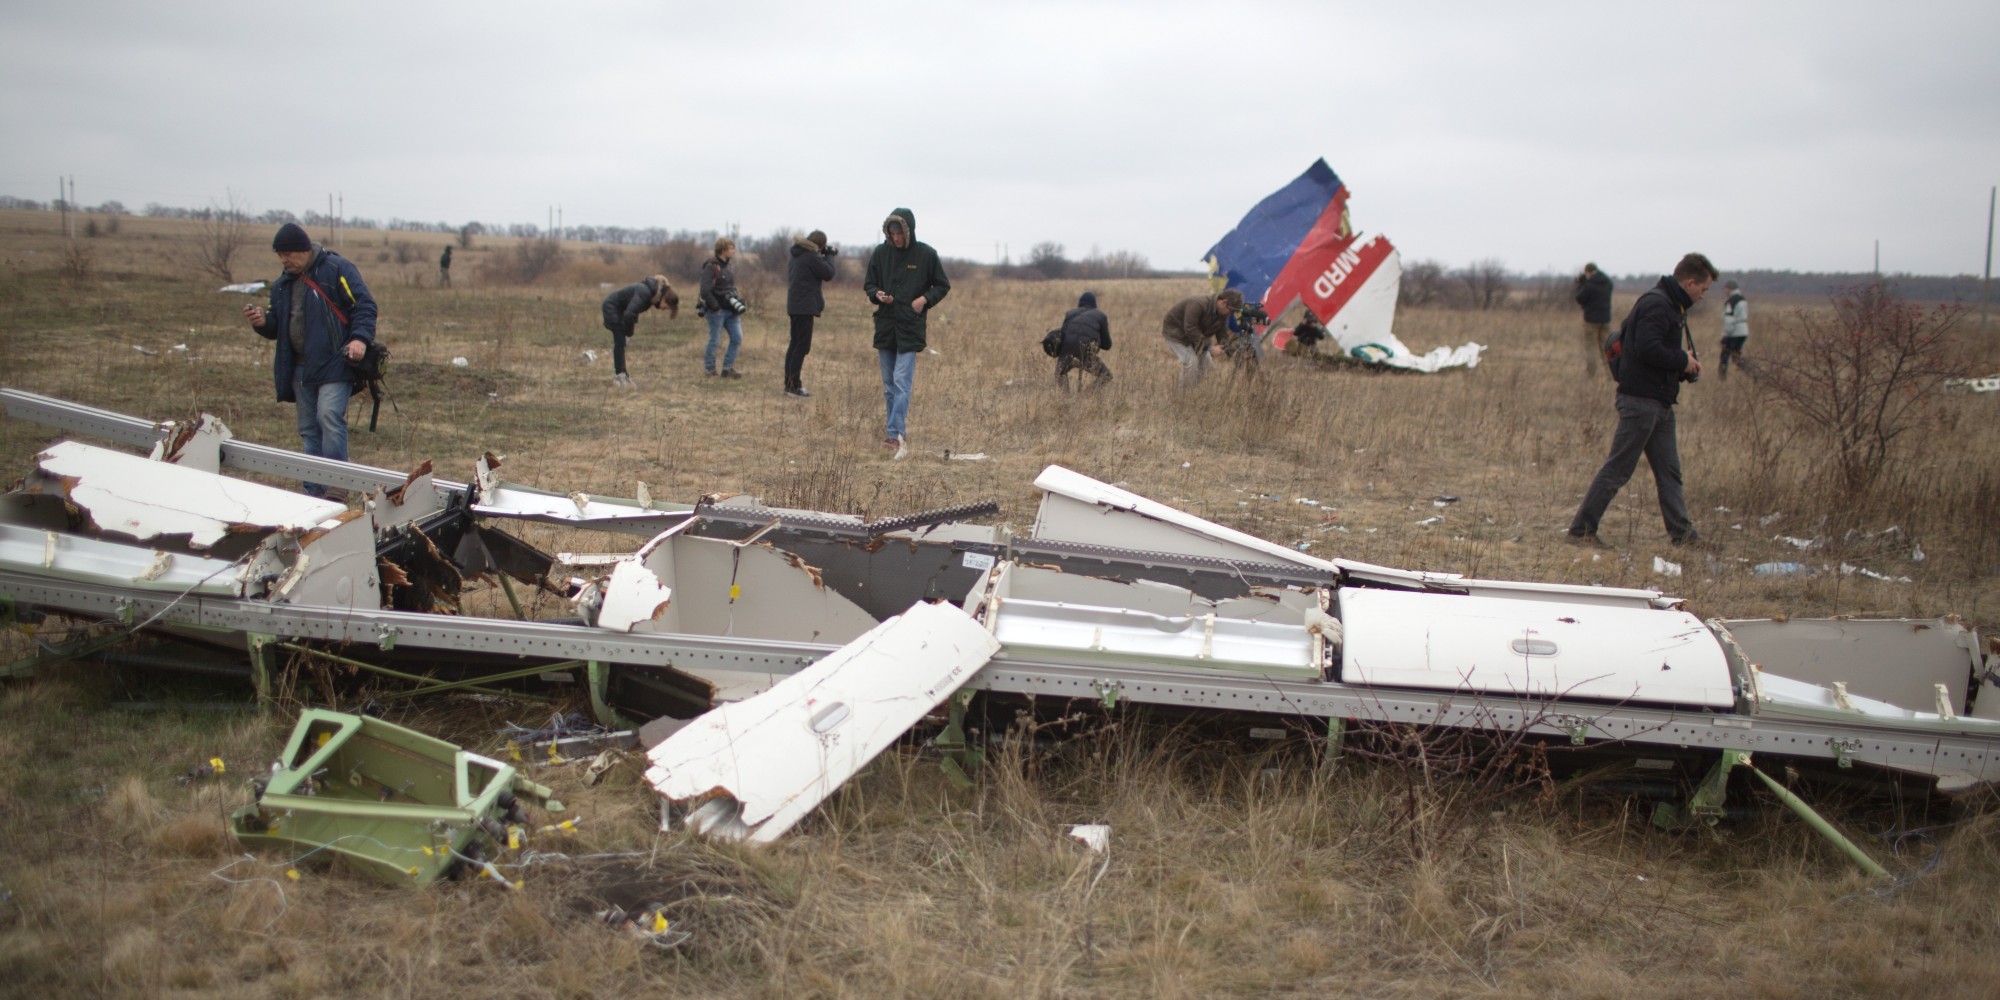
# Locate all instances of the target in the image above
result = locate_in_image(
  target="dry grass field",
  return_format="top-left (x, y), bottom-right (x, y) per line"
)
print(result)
top-left (3, 210), bottom-right (2000, 998)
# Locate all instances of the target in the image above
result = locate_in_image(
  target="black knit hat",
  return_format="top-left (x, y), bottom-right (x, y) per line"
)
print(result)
top-left (1078, 291), bottom-right (1097, 309)
top-left (272, 223), bottom-right (311, 252)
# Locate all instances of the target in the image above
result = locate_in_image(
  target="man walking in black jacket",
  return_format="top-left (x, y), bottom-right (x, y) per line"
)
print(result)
top-left (1567, 252), bottom-right (1717, 548)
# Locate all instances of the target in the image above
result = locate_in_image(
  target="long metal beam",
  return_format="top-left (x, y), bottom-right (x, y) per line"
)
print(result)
top-left (8, 562), bottom-right (1997, 785)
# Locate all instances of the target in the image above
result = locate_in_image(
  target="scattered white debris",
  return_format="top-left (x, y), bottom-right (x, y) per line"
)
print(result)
top-left (1416, 516), bottom-right (1442, 526)
top-left (1714, 506), bottom-right (1732, 513)
top-left (577, 349), bottom-right (598, 363)
top-left (1297, 498), bottom-right (1320, 506)
top-left (1752, 562), bottom-right (1813, 577)
top-left (1774, 535), bottom-right (1815, 549)
top-left (1945, 375), bottom-right (2000, 393)
top-left (1912, 544), bottom-right (1926, 563)
top-left (172, 344), bottom-right (188, 352)
top-left (1653, 556), bottom-right (1682, 578)
top-left (218, 281), bottom-right (266, 294)
top-left (1759, 512), bottom-right (1783, 527)
top-left (451, 357), bottom-right (469, 368)
top-left (949, 452), bottom-right (988, 462)
top-left (133, 345), bottom-right (158, 356)
top-left (1433, 495), bottom-right (1459, 506)
top-left (1840, 563), bottom-right (1913, 584)
top-left (1730, 523), bottom-right (1743, 531)
top-left (1067, 824), bottom-right (1111, 853)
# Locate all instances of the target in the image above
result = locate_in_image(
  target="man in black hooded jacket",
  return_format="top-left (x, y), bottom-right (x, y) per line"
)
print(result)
top-left (1567, 252), bottom-right (1716, 548)
top-left (1054, 291), bottom-right (1113, 389)
top-left (863, 208), bottom-right (949, 458)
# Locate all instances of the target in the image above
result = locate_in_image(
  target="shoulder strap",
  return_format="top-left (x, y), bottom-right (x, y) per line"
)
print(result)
top-left (297, 272), bottom-right (350, 329)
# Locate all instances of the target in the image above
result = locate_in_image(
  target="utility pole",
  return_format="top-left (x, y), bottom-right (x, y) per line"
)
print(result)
top-left (1873, 239), bottom-right (1880, 276)
top-left (558, 206), bottom-right (563, 243)
top-left (58, 176), bottom-right (68, 237)
top-left (67, 176), bottom-right (76, 237)
top-left (338, 193), bottom-right (344, 247)
top-left (1982, 185), bottom-right (1994, 333)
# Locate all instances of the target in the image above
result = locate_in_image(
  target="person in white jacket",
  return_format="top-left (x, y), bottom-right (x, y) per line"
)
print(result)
top-left (1718, 279), bottom-right (1749, 380)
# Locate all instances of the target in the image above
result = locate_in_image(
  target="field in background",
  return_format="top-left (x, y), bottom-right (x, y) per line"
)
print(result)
top-left (3, 213), bottom-right (1999, 998)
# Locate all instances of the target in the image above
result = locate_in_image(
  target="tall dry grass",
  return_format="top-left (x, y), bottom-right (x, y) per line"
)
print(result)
top-left (3, 211), bottom-right (2000, 997)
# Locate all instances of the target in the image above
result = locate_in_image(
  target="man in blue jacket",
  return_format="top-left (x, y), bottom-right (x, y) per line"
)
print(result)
top-left (242, 223), bottom-right (377, 497)
top-left (1567, 252), bottom-right (1716, 548)
top-left (863, 208), bottom-right (949, 460)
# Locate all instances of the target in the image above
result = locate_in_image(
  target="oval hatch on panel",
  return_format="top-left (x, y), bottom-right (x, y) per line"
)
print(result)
top-left (809, 702), bottom-right (851, 733)
top-left (1510, 638), bottom-right (1558, 657)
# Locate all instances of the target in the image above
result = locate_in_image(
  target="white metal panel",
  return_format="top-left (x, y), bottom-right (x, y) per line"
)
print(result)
top-left (35, 440), bottom-right (345, 550)
top-left (1031, 465), bottom-right (1338, 570)
top-left (1338, 587), bottom-right (1734, 708)
top-left (0, 522), bottom-right (245, 595)
top-left (1722, 617), bottom-right (1981, 716)
top-left (643, 600), bottom-right (999, 843)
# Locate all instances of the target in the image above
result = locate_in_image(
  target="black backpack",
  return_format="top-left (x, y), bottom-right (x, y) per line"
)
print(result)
top-left (1040, 328), bottom-right (1062, 358)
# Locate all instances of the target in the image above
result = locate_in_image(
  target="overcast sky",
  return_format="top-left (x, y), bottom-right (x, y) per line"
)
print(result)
top-left (3, 1), bottom-right (1995, 278)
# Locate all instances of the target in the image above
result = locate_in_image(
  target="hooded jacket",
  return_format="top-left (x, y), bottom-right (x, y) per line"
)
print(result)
top-left (787, 236), bottom-right (836, 316)
top-left (1721, 291), bottom-right (1748, 340)
top-left (863, 208), bottom-right (951, 352)
top-left (602, 276), bottom-right (670, 331)
top-left (252, 245), bottom-right (377, 402)
top-left (1058, 305), bottom-right (1112, 355)
top-left (1574, 269), bottom-right (1613, 324)
top-left (1614, 276), bottom-right (1695, 406)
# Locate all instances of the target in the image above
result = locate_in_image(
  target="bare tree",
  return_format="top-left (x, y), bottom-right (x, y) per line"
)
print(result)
top-left (1752, 283), bottom-right (1973, 496)
top-left (1399, 258), bottom-right (1449, 307)
top-left (189, 190), bottom-right (252, 285)
top-left (1456, 258), bottom-right (1510, 310)
top-left (508, 236), bottom-right (564, 284)
top-left (1028, 241), bottom-right (1069, 279)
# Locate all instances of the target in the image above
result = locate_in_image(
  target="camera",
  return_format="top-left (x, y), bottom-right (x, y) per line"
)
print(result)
top-left (725, 293), bottom-right (749, 316)
top-left (822, 245), bottom-right (839, 258)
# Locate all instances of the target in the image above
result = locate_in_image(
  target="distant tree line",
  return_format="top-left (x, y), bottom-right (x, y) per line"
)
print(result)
top-left (1394, 256), bottom-right (1992, 311)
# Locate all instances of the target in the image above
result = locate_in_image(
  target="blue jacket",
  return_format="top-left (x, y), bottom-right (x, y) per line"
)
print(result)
top-left (253, 246), bottom-right (377, 401)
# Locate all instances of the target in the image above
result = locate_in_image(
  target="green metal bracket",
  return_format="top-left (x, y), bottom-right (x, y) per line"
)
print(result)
top-left (932, 687), bottom-right (981, 789)
top-left (245, 632), bottom-right (279, 712)
top-left (584, 660), bottom-right (638, 730)
top-left (1829, 737), bottom-right (1862, 770)
top-left (1094, 678), bottom-right (1121, 710)
top-left (1550, 714), bottom-right (1592, 746)
top-left (1652, 749), bottom-right (1887, 876)
top-left (1319, 716), bottom-right (1347, 775)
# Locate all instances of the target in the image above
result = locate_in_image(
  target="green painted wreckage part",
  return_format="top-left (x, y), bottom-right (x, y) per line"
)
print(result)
top-left (229, 709), bottom-right (563, 887)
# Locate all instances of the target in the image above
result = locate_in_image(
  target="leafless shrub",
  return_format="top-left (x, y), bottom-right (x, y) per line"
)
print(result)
top-left (188, 190), bottom-right (252, 285)
top-left (392, 240), bottom-right (421, 265)
top-left (57, 241), bottom-right (95, 287)
top-left (1400, 258), bottom-right (1449, 307)
top-left (1455, 258), bottom-right (1509, 310)
top-left (507, 236), bottom-right (564, 284)
top-left (1752, 282), bottom-right (1973, 496)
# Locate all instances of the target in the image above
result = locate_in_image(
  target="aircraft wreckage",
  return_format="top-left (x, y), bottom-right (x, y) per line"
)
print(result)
top-left (3, 388), bottom-right (1998, 873)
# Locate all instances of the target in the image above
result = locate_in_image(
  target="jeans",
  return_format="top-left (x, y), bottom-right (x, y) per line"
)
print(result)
top-left (785, 314), bottom-right (815, 389)
top-left (704, 310), bottom-right (743, 373)
top-left (1569, 393), bottom-right (1694, 541)
top-left (878, 348), bottom-right (917, 440)
top-left (1165, 338), bottom-right (1212, 387)
top-left (293, 374), bottom-right (354, 497)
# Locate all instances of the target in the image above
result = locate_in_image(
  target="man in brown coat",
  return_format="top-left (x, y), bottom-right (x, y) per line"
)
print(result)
top-left (1161, 289), bottom-right (1242, 387)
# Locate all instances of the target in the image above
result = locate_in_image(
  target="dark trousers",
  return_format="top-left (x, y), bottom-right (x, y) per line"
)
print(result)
top-left (1056, 342), bottom-right (1112, 389)
top-left (1569, 393), bottom-right (1694, 542)
top-left (1718, 336), bottom-right (1746, 378)
top-left (609, 323), bottom-right (632, 375)
top-left (785, 314), bottom-right (815, 389)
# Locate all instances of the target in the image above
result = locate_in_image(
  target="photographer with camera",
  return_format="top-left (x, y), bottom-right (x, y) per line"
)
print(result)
top-left (699, 237), bottom-right (747, 379)
top-left (1160, 289), bottom-right (1241, 388)
top-left (784, 230), bottom-right (837, 397)
top-left (1567, 252), bottom-right (1717, 549)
